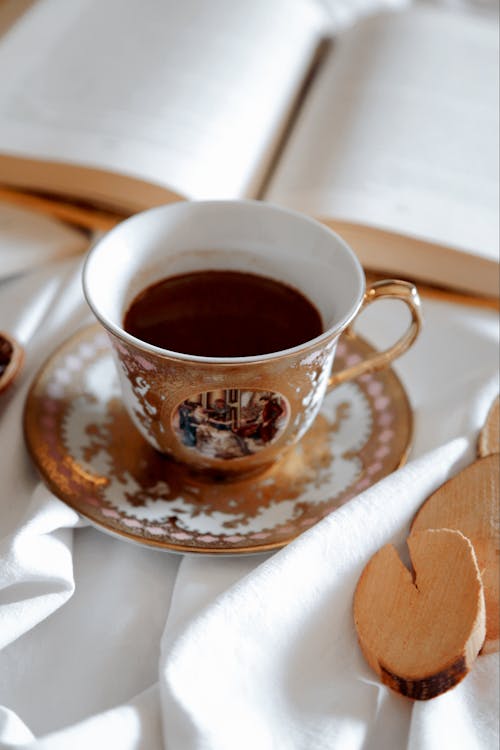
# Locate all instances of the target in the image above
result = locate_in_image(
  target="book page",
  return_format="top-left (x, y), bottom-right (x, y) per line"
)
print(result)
top-left (0, 0), bottom-right (324, 202)
top-left (266, 4), bottom-right (499, 260)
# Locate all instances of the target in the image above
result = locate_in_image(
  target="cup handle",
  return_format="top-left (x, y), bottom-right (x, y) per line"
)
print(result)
top-left (328, 280), bottom-right (422, 391)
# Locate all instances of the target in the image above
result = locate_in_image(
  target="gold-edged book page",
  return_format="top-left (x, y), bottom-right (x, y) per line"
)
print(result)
top-left (0, 154), bottom-right (184, 227)
top-left (0, 0), bottom-right (325, 206)
top-left (0, 184), bottom-right (128, 232)
top-left (323, 219), bottom-right (500, 304)
top-left (265, 6), bottom-right (499, 300)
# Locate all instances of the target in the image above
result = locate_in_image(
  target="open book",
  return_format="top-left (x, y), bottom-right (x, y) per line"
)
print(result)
top-left (0, 0), bottom-right (498, 296)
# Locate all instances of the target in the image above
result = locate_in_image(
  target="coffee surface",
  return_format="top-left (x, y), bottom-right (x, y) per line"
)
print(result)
top-left (123, 270), bottom-right (323, 357)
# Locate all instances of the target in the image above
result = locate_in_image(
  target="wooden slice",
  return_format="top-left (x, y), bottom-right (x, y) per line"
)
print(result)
top-left (478, 396), bottom-right (499, 458)
top-left (354, 529), bottom-right (485, 700)
top-left (411, 455), bottom-right (499, 653)
top-left (0, 331), bottom-right (24, 395)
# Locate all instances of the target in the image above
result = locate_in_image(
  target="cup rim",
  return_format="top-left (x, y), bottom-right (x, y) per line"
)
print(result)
top-left (82, 200), bottom-right (366, 364)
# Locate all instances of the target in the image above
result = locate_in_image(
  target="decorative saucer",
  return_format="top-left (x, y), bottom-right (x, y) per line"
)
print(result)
top-left (24, 325), bottom-right (412, 554)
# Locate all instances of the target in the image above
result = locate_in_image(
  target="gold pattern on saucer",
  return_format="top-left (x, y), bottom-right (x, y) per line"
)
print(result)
top-left (23, 325), bottom-right (413, 554)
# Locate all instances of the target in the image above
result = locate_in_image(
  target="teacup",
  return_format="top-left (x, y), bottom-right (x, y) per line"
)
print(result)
top-left (83, 200), bottom-right (422, 480)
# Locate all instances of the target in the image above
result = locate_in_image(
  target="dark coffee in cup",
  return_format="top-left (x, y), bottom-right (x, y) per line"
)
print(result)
top-left (123, 270), bottom-right (323, 357)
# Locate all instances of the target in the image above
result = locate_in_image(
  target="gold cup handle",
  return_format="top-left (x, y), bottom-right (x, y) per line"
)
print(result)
top-left (328, 280), bottom-right (422, 390)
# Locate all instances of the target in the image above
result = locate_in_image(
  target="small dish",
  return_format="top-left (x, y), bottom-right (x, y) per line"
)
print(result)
top-left (0, 331), bottom-right (24, 395)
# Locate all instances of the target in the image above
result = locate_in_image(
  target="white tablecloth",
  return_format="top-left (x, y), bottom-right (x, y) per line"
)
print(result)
top-left (0, 250), bottom-right (498, 749)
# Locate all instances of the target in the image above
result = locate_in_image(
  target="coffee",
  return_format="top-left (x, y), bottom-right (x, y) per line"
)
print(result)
top-left (123, 270), bottom-right (323, 357)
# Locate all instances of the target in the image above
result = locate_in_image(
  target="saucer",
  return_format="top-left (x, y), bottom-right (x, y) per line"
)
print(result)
top-left (24, 325), bottom-right (412, 554)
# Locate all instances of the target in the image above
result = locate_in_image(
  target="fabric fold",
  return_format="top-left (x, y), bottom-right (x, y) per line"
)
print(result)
top-left (0, 485), bottom-right (79, 649)
top-left (0, 686), bottom-right (162, 750)
top-left (0, 248), bottom-right (498, 749)
top-left (159, 439), bottom-right (497, 750)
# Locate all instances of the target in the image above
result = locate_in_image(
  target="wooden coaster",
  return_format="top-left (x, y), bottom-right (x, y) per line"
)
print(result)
top-left (0, 331), bottom-right (24, 395)
top-left (354, 529), bottom-right (485, 700)
top-left (411, 455), bottom-right (499, 654)
top-left (478, 396), bottom-right (499, 458)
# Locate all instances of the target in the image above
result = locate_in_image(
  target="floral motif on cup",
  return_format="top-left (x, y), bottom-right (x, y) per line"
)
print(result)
top-left (108, 335), bottom-right (163, 447)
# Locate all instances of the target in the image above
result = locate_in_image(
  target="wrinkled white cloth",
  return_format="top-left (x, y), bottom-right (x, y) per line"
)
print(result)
top-left (0, 252), bottom-right (498, 749)
top-left (160, 442), bottom-right (499, 750)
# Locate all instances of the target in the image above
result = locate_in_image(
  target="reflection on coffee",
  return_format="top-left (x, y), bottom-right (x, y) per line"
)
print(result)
top-left (123, 270), bottom-right (323, 357)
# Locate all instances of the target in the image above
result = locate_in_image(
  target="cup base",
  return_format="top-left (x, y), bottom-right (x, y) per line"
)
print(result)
top-left (175, 457), bottom-right (278, 485)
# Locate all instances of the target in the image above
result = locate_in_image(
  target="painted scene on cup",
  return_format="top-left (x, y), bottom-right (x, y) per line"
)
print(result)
top-left (172, 389), bottom-right (289, 460)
